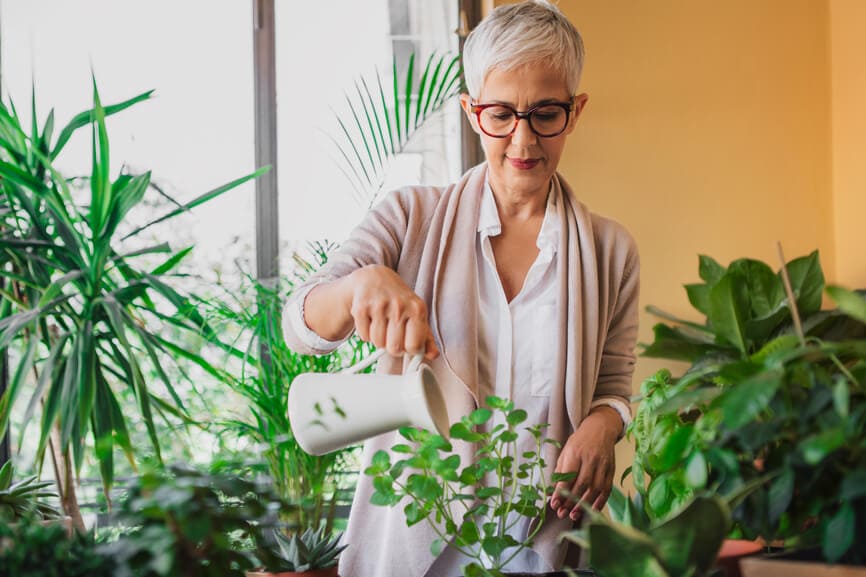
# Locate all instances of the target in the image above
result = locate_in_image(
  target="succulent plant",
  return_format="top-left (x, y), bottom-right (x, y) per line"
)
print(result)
top-left (258, 527), bottom-right (347, 572)
top-left (0, 461), bottom-right (61, 521)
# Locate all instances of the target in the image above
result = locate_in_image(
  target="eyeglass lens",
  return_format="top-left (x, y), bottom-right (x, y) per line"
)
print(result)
top-left (478, 104), bottom-right (568, 137)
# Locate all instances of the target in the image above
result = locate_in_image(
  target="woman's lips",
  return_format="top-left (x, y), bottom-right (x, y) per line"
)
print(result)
top-left (508, 157), bottom-right (540, 170)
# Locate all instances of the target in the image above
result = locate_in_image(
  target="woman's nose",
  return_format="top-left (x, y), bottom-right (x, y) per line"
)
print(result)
top-left (510, 116), bottom-right (538, 146)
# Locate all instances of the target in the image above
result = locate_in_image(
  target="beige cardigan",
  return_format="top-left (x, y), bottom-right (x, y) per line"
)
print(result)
top-left (283, 163), bottom-right (640, 577)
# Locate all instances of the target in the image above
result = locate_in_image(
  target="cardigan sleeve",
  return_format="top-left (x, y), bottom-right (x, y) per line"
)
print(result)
top-left (282, 188), bottom-right (412, 355)
top-left (593, 224), bottom-right (640, 414)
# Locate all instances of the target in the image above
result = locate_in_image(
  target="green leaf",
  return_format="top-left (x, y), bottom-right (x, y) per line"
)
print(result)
top-left (407, 474), bottom-right (442, 501)
top-left (715, 368), bottom-right (782, 429)
top-left (469, 408), bottom-right (492, 425)
top-left (365, 450), bottom-right (391, 475)
top-left (650, 494), bottom-right (730, 577)
top-left (684, 451), bottom-right (707, 488)
top-left (506, 408), bottom-right (527, 426)
top-left (832, 376), bottom-right (850, 418)
top-left (727, 259), bottom-right (785, 318)
top-left (404, 501), bottom-right (426, 526)
top-left (698, 254), bottom-right (726, 284)
top-left (826, 285), bottom-right (866, 324)
top-left (800, 428), bottom-right (845, 465)
top-left (431, 538), bottom-right (445, 557)
top-left (823, 503), bottom-right (854, 562)
top-left (121, 166), bottom-right (268, 240)
top-left (476, 487), bottom-right (501, 499)
top-left (840, 469), bottom-right (866, 500)
top-left (51, 90), bottom-right (153, 159)
top-left (459, 520), bottom-right (480, 545)
top-left (707, 272), bottom-right (750, 355)
top-left (767, 467), bottom-right (794, 524)
top-left (647, 475), bottom-right (672, 518)
top-left (641, 323), bottom-right (717, 363)
top-left (783, 250), bottom-right (824, 317)
top-left (657, 424), bottom-right (693, 472)
top-left (586, 522), bottom-right (669, 577)
top-left (685, 283), bottom-right (711, 316)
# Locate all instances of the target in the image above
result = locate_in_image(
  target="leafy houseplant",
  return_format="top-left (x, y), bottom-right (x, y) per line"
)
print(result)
top-left (364, 395), bottom-right (573, 577)
top-left (100, 465), bottom-right (283, 577)
top-left (0, 520), bottom-right (116, 577)
top-left (629, 252), bottom-right (866, 566)
top-left (563, 489), bottom-right (731, 577)
top-left (0, 80), bottom-right (265, 527)
top-left (207, 273), bottom-right (369, 535)
top-left (249, 526), bottom-right (347, 577)
top-left (0, 460), bottom-right (61, 521)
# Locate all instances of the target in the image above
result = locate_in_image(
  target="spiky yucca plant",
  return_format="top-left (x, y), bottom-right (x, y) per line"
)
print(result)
top-left (0, 79), bottom-right (265, 527)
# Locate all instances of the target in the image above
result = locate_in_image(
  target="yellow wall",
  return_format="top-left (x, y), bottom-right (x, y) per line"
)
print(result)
top-left (831, 0), bottom-right (866, 288)
top-left (493, 0), bottom-right (843, 488)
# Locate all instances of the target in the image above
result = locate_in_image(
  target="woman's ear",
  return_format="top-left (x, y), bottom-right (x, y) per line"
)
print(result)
top-left (565, 93), bottom-right (589, 135)
top-left (459, 93), bottom-right (482, 135)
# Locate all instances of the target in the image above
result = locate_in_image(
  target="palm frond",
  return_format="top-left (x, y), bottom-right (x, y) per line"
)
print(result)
top-left (331, 51), bottom-right (462, 206)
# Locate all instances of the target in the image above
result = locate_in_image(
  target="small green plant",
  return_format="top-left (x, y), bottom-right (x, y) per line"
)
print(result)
top-left (0, 461), bottom-right (61, 521)
top-left (0, 520), bottom-right (116, 577)
top-left (364, 395), bottom-right (573, 577)
top-left (101, 465), bottom-right (284, 577)
top-left (255, 526), bottom-right (347, 573)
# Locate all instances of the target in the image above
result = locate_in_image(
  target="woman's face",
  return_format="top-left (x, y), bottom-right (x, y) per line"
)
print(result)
top-left (461, 64), bottom-right (587, 200)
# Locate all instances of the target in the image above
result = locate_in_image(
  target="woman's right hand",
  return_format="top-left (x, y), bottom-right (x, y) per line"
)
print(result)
top-left (346, 265), bottom-right (439, 360)
top-left (304, 264), bottom-right (439, 360)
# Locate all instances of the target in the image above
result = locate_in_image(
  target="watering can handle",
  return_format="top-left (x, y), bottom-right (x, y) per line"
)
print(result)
top-left (340, 349), bottom-right (424, 375)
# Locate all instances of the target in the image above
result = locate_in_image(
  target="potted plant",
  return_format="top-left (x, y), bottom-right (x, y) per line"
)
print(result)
top-left (364, 395), bottom-right (580, 577)
top-left (0, 79), bottom-right (266, 528)
top-left (249, 526), bottom-right (347, 577)
top-left (628, 251), bottom-right (866, 575)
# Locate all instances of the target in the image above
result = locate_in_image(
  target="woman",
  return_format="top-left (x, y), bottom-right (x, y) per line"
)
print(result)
top-left (283, 1), bottom-right (639, 575)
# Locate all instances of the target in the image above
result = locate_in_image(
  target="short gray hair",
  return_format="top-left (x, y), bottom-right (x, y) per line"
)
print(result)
top-left (462, 0), bottom-right (585, 98)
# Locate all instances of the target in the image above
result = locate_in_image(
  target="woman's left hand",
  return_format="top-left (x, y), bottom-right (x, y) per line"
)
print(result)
top-left (550, 406), bottom-right (622, 522)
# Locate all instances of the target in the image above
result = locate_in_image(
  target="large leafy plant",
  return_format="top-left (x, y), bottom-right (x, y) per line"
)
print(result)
top-left (364, 395), bottom-right (572, 577)
top-left (630, 252), bottom-right (866, 564)
top-left (0, 81), bottom-right (264, 526)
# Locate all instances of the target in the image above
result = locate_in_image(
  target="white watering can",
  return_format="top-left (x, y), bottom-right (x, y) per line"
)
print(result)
top-left (288, 350), bottom-right (451, 455)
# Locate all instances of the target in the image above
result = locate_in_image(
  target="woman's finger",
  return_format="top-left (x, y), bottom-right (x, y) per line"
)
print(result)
top-left (386, 316), bottom-right (407, 356)
top-left (368, 314), bottom-right (388, 349)
top-left (404, 316), bottom-right (428, 356)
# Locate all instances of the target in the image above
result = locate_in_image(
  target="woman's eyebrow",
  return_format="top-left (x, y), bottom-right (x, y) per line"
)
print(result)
top-left (482, 97), bottom-right (569, 107)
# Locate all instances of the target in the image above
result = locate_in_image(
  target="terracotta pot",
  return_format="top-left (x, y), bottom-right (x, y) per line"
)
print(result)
top-left (714, 539), bottom-right (764, 577)
top-left (740, 552), bottom-right (866, 577)
top-left (246, 569), bottom-right (339, 577)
